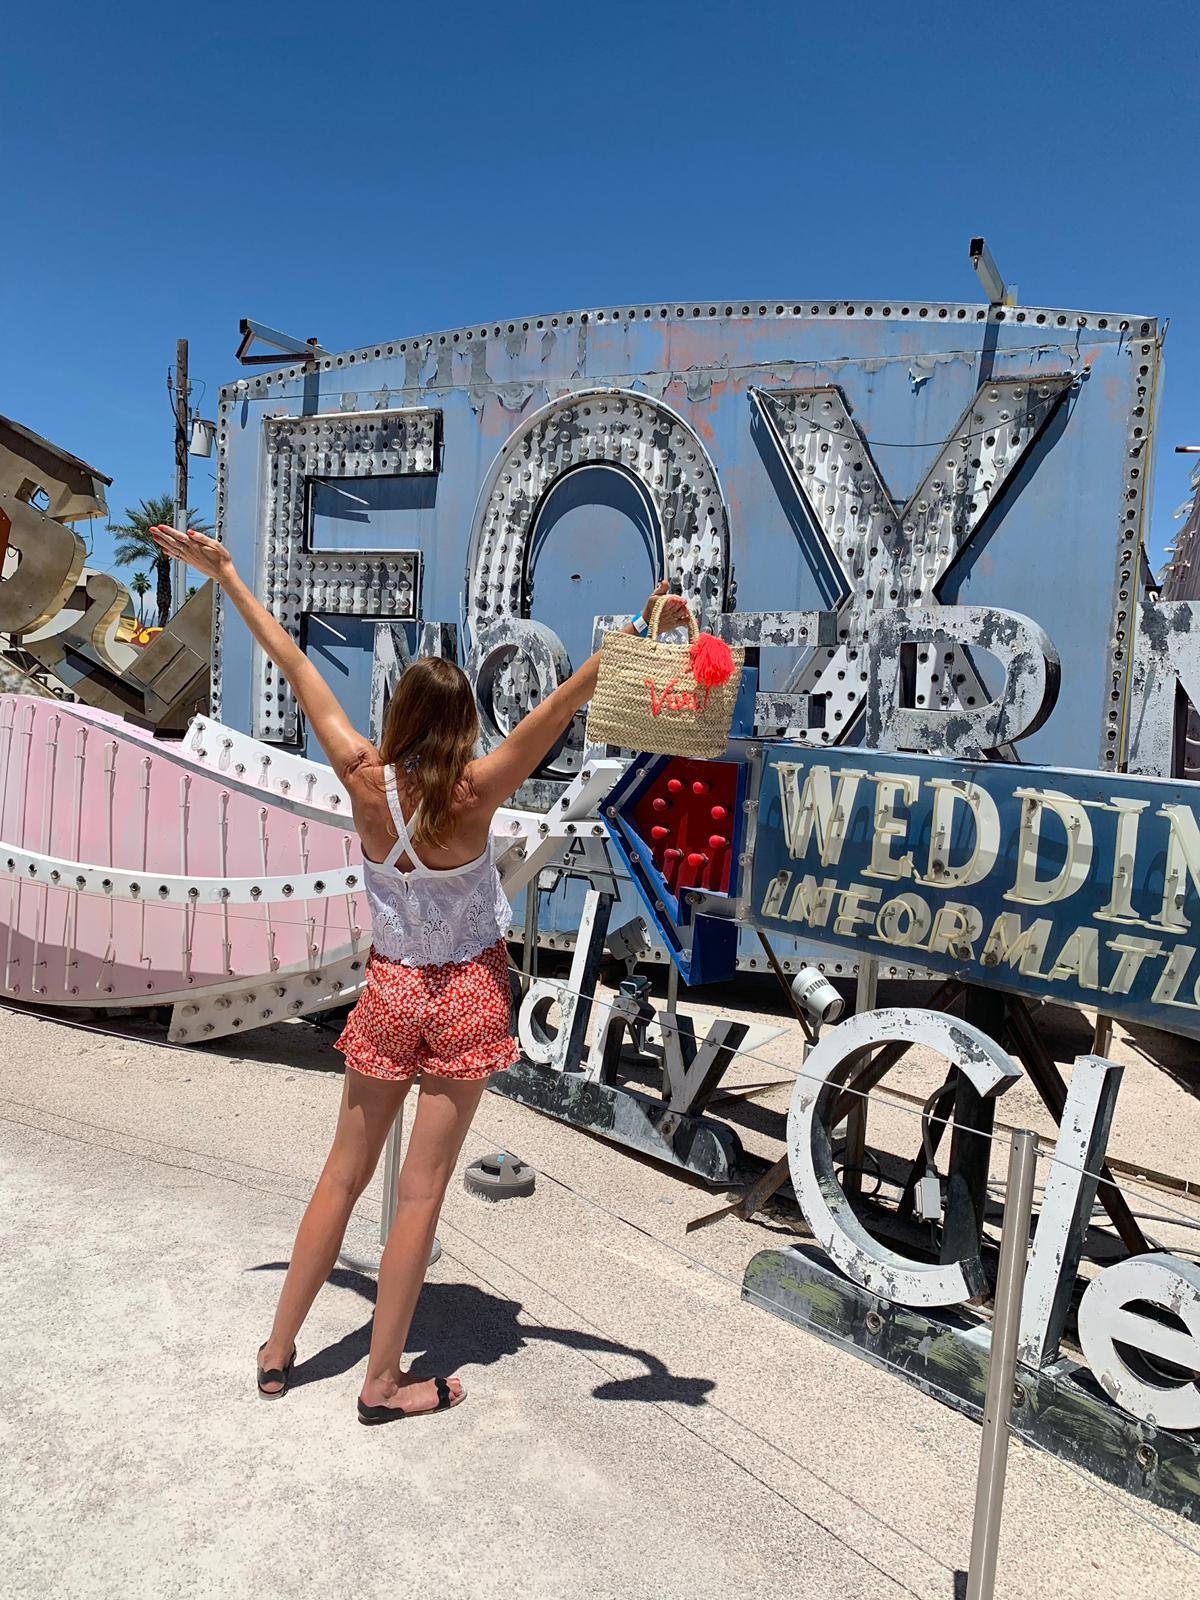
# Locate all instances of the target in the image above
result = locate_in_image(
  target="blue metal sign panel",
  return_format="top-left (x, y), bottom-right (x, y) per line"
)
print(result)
top-left (215, 300), bottom-right (1156, 776)
top-left (213, 299), bottom-right (1160, 956)
top-left (751, 745), bottom-right (1200, 1038)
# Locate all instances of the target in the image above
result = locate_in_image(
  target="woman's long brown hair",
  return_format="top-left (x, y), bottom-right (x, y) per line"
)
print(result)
top-left (378, 658), bottom-right (480, 849)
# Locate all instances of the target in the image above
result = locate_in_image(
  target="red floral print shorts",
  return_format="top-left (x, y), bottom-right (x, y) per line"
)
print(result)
top-left (335, 939), bottom-right (519, 1083)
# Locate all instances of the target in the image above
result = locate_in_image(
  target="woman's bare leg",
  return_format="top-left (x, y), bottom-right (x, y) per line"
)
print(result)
top-left (258, 1069), bottom-right (410, 1388)
top-left (358, 1073), bottom-right (488, 1413)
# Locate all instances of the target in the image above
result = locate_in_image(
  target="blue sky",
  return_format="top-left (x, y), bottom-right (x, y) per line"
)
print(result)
top-left (4, 1), bottom-right (1197, 576)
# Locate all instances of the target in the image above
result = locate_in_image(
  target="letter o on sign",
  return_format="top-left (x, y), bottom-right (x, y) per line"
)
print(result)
top-left (1077, 1252), bottom-right (1200, 1430)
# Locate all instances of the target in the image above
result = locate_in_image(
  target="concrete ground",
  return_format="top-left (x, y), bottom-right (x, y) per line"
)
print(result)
top-left (2, 998), bottom-right (1199, 1600)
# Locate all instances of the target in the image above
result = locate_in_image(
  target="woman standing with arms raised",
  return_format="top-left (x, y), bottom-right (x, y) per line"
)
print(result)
top-left (152, 523), bottom-right (686, 1423)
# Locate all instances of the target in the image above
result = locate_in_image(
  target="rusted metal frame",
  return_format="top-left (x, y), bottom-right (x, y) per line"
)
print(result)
top-left (754, 929), bottom-right (817, 1044)
top-left (882, 1077), bottom-right (1198, 1200)
top-left (1107, 325), bottom-right (1164, 771)
top-left (729, 977), bottom-right (966, 1224)
top-left (1003, 995), bottom-right (1150, 1256)
top-left (236, 320), bottom-right (328, 366)
top-left (1092, 1014), bottom-right (1114, 1056)
top-left (224, 301), bottom-right (1156, 401)
top-left (728, 1155), bottom-right (795, 1224)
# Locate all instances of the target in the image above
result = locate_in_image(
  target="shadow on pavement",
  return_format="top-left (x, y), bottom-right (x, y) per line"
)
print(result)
top-left (248, 1262), bottom-right (716, 1406)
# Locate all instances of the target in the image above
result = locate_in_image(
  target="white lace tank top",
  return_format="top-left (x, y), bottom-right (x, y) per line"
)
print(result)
top-left (361, 767), bottom-right (511, 967)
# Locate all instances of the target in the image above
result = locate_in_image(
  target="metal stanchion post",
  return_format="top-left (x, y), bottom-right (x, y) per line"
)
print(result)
top-left (379, 1106), bottom-right (403, 1246)
top-left (338, 1103), bottom-right (442, 1272)
top-left (966, 1127), bottom-right (1038, 1600)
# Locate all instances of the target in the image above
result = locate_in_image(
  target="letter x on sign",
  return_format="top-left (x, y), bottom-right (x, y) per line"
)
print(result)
top-left (751, 376), bottom-right (1073, 743)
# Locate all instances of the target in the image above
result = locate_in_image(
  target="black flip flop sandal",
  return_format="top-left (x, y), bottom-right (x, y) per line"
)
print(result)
top-left (357, 1376), bottom-right (460, 1425)
top-left (257, 1343), bottom-right (296, 1399)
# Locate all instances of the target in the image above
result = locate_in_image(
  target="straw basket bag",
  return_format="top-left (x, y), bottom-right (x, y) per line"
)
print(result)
top-left (585, 596), bottom-right (744, 760)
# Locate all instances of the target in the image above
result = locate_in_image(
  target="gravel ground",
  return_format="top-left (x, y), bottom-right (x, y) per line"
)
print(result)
top-left (1, 989), bottom-right (1198, 1600)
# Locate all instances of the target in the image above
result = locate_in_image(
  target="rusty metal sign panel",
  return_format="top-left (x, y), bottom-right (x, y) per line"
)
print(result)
top-left (751, 744), bottom-right (1200, 1039)
top-left (213, 300), bottom-right (1158, 783)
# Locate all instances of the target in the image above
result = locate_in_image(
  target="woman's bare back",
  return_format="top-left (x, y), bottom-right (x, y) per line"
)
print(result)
top-left (343, 749), bottom-right (495, 869)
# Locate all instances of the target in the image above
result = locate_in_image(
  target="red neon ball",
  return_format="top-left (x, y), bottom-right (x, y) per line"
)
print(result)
top-left (686, 851), bottom-right (708, 868)
top-left (710, 804), bottom-right (728, 822)
top-left (691, 779), bottom-right (709, 796)
top-left (708, 834), bottom-right (727, 851)
top-left (664, 847), bottom-right (683, 862)
top-left (650, 825), bottom-right (670, 842)
top-left (666, 777), bottom-right (684, 795)
top-left (651, 796), bottom-right (669, 813)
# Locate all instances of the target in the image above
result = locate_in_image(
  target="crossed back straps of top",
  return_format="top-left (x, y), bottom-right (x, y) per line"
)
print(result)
top-left (382, 766), bottom-right (423, 871)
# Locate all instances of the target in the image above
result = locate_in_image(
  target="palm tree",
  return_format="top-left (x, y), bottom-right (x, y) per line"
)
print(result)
top-left (109, 494), bottom-right (212, 627)
top-left (129, 570), bottom-right (151, 628)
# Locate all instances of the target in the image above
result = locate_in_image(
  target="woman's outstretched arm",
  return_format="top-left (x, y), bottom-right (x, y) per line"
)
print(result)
top-left (470, 582), bottom-right (689, 806)
top-left (150, 525), bottom-right (372, 777)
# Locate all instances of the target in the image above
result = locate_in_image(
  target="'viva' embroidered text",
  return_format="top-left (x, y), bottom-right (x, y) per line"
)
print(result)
top-left (645, 677), bottom-right (712, 717)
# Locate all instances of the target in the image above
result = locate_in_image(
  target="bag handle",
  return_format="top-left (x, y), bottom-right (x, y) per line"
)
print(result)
top-left (647, 592), bottom-right (698, 643)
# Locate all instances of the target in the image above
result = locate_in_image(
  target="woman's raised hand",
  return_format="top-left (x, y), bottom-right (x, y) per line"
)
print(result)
top-left (642, 581), bottom-right (691, 631)
top-left (149, 525), bottom-right (236, 584)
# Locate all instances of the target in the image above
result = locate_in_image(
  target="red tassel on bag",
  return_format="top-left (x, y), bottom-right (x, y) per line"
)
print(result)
top-left (689, 631), bottom-right (737, 689)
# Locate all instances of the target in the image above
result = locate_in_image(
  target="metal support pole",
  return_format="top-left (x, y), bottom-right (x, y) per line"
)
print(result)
top-left (665, 959), bottom-right (680, 1015)
top-left (854, 956), bottom-right (879, 1015)
top-left (1092, 1012), bottom-right (1114, 1058)
top-left (173, 338), bottom-right (189, 617)
top-left (842, 958), bottom-right (877, 1199)
top-left (520, 883), bottom-right (539, 995)
top-left (966, 1127), bottom-right (1038, 1600)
